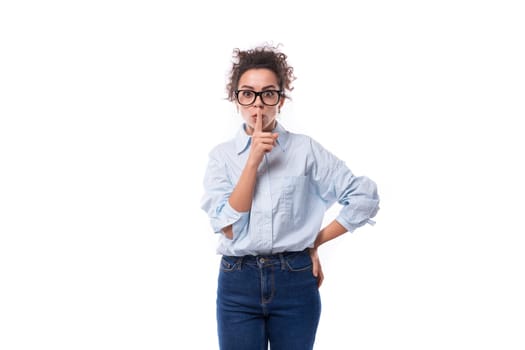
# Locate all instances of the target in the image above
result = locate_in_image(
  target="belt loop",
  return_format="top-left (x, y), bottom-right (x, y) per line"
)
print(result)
top-left (279, 253), bottom-right (286, 270)
top-left (236, 256), bottom-right (244, 270)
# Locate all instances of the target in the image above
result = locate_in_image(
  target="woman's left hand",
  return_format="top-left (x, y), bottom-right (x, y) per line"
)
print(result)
top-left (309, 248), bottom-right (324, 288)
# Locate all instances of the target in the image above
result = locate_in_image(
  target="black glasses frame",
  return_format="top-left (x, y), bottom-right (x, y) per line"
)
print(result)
top-left (235, 89), bottom-right (283, 106)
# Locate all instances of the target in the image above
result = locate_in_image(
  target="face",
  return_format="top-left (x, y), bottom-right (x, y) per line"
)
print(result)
top-left (235, 68), bottom-right (285, 135)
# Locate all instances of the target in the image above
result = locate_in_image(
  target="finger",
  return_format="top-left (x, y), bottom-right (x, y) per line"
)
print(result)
top-left (260, 144), bottom-right (274, 153)
top-left (254, 111), bottom-right (263, 133)
top-left (252, 138), bottom-right (274, 150)
top-left (272, 132), bottom-right (279, 145)
top-left (313, 260), bottom-right (323, 287)
top-left (253, 135), bottom-right (276, 148)
top-left (258, 134), bottom-right (277, 143)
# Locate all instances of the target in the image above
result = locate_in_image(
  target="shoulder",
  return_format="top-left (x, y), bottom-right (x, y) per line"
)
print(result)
top-left (286, 130), bottom-right (324, 150)
top-left (207, 138), bottom-right (235, 160)
top-left (277, 123), bottom-right (336, 156)
top-left (293, 131), bottom-right (344, 166)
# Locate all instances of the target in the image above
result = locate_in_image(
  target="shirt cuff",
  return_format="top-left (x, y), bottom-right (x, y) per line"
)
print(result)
top-left (335, 215), bottom-right (376, 233)
top-left (212, 201), bottom-right (249, 236)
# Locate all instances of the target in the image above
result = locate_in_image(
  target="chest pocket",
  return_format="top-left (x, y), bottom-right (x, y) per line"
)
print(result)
top-left (280, 175), bottom-right (310, 225)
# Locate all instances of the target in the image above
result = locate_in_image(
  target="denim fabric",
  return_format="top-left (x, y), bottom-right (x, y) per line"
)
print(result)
top-left (217, 249), bottom-right (321, 350)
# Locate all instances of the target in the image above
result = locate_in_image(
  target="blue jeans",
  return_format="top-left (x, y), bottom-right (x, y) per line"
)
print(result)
top-left (217, 249), bottom-right (321, 350)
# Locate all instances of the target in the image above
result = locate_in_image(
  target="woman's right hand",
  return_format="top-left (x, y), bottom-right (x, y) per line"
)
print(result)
top-left (222, 225), bottom-right (233, 240)
top-left (226, 112), bottom-right (278, 221)
top-left (247, 112), bottom-right (278, 167)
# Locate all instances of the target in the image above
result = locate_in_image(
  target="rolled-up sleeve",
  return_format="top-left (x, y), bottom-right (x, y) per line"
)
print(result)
top-left (310, 139), bottom-right (380, 233)
top-left (334, 174), bottom-right (380, 232)
top-left (200, 153), bottom-right (250, 235)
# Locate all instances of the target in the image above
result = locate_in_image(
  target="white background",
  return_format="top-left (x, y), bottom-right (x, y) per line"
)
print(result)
top-left (1, 1), bottom-right (524, 349)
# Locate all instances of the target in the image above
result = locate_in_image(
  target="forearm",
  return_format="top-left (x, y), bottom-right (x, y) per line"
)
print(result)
top-left (228, 162), bottom-right (258, 212)
top-left (314, 220), bottom-right (348, 248)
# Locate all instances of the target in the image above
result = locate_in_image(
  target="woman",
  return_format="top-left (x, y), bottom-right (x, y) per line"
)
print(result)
top-left (201, 45), bottom-right (380, 350)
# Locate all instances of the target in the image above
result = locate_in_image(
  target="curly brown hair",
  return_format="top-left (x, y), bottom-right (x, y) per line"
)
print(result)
top-left (226, 45), bottom-right (296, 102)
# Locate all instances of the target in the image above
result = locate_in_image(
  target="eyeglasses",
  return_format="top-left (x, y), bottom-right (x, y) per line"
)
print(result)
top-left (235, 89), bottom-right (282, 106)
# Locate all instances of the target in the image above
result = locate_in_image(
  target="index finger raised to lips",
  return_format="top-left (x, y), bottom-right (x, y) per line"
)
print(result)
top-left (254, 112), bottom-right (263, 133)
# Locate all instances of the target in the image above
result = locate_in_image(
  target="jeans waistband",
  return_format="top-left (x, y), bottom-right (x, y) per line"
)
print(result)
top-left (224, 248), bottom-right (309, 266)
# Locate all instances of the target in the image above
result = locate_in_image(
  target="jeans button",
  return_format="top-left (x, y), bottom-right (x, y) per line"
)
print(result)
top-left (259, 257), bottom-right (265, 264)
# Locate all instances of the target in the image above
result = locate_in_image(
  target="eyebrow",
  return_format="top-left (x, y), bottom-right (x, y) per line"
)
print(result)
top-left (239, 84), bottom-right (278, 90)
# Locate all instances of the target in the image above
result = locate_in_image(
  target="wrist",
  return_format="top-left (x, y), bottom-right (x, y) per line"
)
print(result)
top-left (245, 157), bottom-right (260, 170)
top-left (313, 232), bottom-right (323, 249)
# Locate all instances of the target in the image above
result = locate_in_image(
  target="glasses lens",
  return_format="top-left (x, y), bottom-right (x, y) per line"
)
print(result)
top-left (261, 91), bottom-right (280, 106)
top-left (237, 90), bottom-right (255, 105)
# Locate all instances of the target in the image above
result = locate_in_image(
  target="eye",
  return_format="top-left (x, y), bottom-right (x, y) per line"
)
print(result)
top-left (262, 91), bottom-right (275, 97)
top-left (241, 90), bottom-right (254, 98)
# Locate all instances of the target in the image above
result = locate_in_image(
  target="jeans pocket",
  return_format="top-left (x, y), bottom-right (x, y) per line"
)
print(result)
top-left (284, 251), bottom-right (312, 272)
top-left (220, 256), bottom-right (239, 272)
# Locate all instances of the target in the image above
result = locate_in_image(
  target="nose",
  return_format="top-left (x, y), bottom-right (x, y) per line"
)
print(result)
top-left (253, 94), bottom-right (264, 107)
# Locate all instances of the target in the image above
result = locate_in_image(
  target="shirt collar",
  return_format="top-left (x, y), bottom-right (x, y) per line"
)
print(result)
top-left (234, 122), bottom-right (290, 155)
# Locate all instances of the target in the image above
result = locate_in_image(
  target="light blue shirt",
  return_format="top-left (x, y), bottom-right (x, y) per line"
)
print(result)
top-left (201, 123), bottom-right (380, 256)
